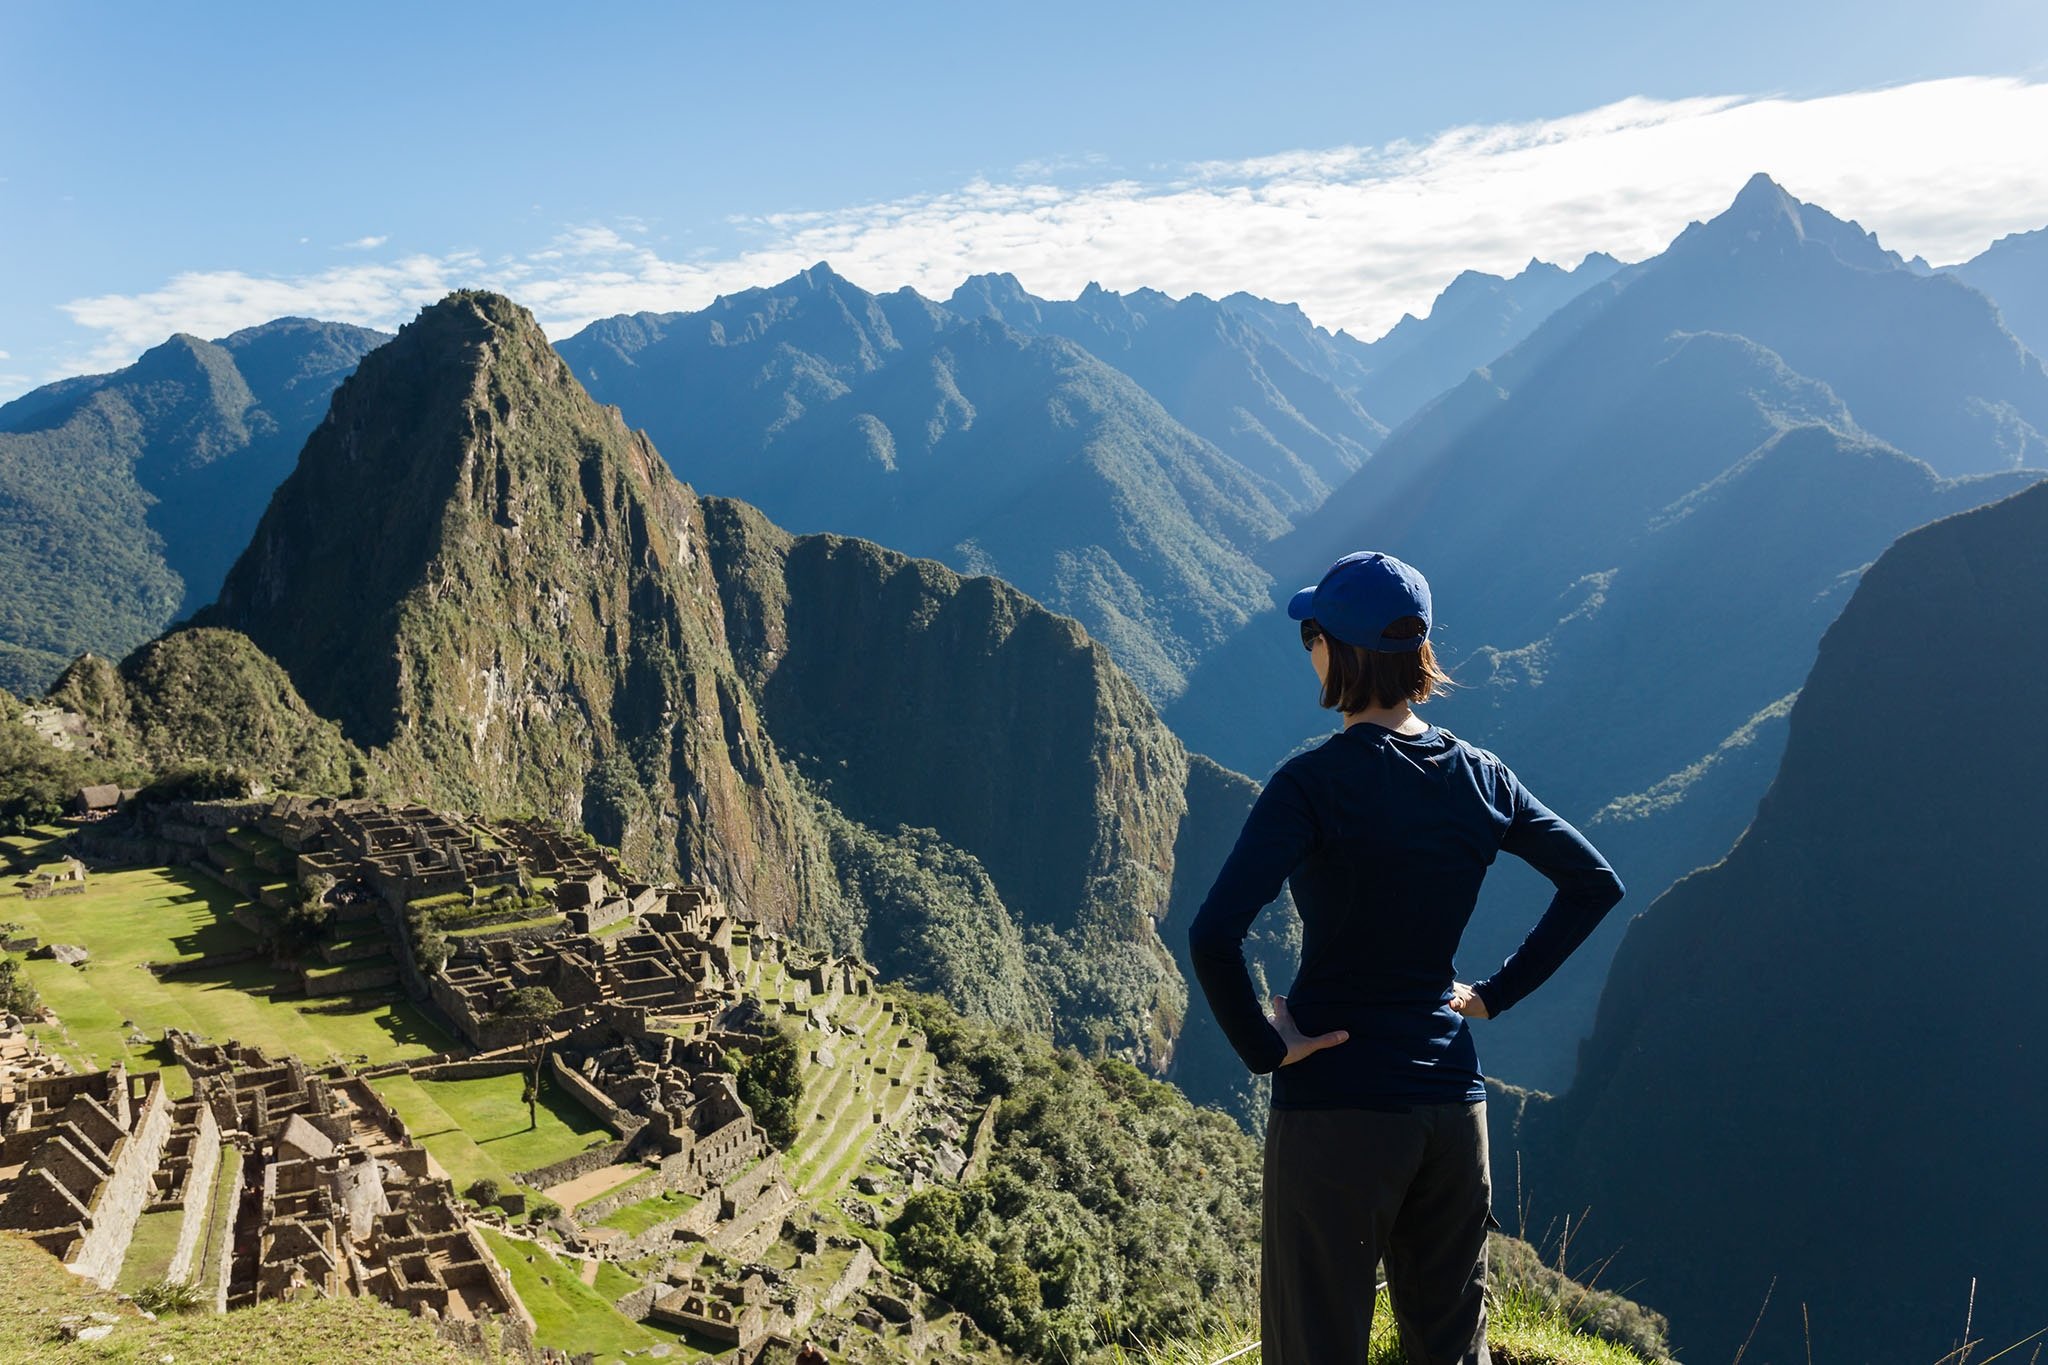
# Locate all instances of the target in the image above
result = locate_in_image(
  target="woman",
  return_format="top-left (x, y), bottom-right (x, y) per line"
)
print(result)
top-left (1187, 550), bottom-right (1624, 1365)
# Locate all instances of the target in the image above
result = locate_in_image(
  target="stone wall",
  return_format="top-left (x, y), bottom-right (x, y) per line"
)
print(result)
top-left (516, 1139), bottom-right (630, 1191)
top-left (65, 1076), bottom-right (174, 1287)
top-left (547, 1052), bottom-right (645, 1140)
top-left (409, 1057), bottom-right (530, 1082)
top-left (163, 1100), bottom-right (221, 1284)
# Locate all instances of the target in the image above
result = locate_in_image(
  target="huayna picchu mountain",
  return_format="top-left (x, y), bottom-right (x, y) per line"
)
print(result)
top-left (0, 318), bottom-right (388, 694)
top-left (1509, 474), bottom-right (2048, 1364)
top-left (177, 290), bottom-right (1206, 1068)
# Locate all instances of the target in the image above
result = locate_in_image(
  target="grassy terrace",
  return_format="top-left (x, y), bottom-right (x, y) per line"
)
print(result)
top-left (0, 822), bottom-right (68, 870)
top-left (595, 1187), bottom-right (699, 1236)
top-left (477, 1227), bottom-right (713, 1365)
top-left (0, 863), bottom-right (448, 1075)
top-left (446, 910), bottom-right (564, 939)
top-left (113, 1206), bottom-right (187, 1294)
top-left (367, 1071), bottom-right (610, 1199)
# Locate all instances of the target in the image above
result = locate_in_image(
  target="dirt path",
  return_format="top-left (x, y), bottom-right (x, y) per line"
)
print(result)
top-left (543, 1162), bottom-right (645, 1208)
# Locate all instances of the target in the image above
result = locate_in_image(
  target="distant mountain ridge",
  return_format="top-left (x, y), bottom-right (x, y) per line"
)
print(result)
top-left (1948, 224), bottom-right (2048, 360)
top-left (0, 318), bottom-right (388, 693)
top-left (557, 258), bottom-right (1615, 704)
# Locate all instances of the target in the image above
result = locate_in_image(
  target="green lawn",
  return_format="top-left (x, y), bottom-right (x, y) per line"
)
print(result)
top-left (368, 1071), bottom-right (609, 1197)
top-left (5, 864), bottom-right (448, 1074)
top-left (595, 1188), bottom-right (699, 1235)
top-left (446, 911), bottom-right (563, 939)
top-left (476, 1227), bottom-right (712, 1364)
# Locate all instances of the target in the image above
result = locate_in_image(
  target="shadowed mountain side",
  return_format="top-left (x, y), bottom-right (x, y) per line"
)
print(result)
top-left (1441, 428), bottom-right (2038, 1086)
top-left (1948, 224), bottom-right (2048, 360)
top-left (948, 274), bottom-right (1384, 512)
top-left (1511, 475), bottom-right (2048, 1364)
top-left (1483, 174), bottom-right (2048, 479)
top-left (0, 319), bottom-right (387, 692)
top-left (1338, 254), bottom-right (1626, 431)
top-left (1172, 328), bottom-right (1863, 782)
top-left (700, 496), bottom-right (1193, 1061)
top-left (560, 266), bottom-right (1295, 704)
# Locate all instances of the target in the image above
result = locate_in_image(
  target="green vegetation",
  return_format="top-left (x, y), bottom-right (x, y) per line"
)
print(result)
top-left (112, 1208), bottom-right (187, 1295)
top-left (366, 1070), bottom-right (606, 1199)
top-left (3, 863), bottom-right (446, 1073)
top-left (45, 629), bottom-right (366, 797)
top-left (1107, 1283), bottom-right (1661, 1365)
top-left (0, 695), bottom-right (143, 834)
top-left (129, 1277), bottom-right (204, 1316)
top-left (475, 1227), bottom-right (709, 1364)
top-left (890, 989), bottom-right (1261, 1361)
top-left (0, 954), bottom-right (40, 1017)
top-left (807, 788), bottom-right (1044, 1031)
top-left (724, 1022), bottom-right (804, 1148)
top-left (0, 321), bottom-right (386, 696)
top-left (1, 1229), bottom-right (480, 1364)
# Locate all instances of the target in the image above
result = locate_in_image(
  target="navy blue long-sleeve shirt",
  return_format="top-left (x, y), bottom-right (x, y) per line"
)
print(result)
top-left (1187, 722), bottom-right (1624, 1108)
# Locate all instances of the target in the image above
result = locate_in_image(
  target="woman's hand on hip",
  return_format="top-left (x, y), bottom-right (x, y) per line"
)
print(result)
top-left (1448, 981), bottom-right (1491, 1020)
top-left (1270, 994), bottom-right (1349, 1066)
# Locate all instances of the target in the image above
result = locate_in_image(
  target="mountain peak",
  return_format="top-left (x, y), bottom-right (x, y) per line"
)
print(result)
top-left (1724, 171), bottom-right (1805, 231)
top-left (1687, 174), bottom-right (1901, 273)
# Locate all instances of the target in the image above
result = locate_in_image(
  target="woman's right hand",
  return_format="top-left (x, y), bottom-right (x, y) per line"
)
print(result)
top-left (1271, 994), bottom-right (1349, 1066)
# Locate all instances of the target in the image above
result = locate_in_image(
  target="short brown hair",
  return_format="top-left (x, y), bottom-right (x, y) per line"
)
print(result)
top-left (1315, 616), bottom-right (1452, 713)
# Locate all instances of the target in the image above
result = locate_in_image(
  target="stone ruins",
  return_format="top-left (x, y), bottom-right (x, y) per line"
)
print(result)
top-left (3, 796), bottom-right (1000, 1362)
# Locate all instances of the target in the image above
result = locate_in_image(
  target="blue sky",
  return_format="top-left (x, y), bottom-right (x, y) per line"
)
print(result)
top-left (4, 0), bottom-right (2047, 396)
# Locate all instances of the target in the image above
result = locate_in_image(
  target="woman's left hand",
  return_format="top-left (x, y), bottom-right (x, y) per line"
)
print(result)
top-left (1448, 981), bottom-right (1491, 1019)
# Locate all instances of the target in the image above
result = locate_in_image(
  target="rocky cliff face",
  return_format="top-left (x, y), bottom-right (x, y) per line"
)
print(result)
top-left (701, 495), bottom-right (1193, 1061)
top-left (1514, 476), bottom-right (2048, 1363)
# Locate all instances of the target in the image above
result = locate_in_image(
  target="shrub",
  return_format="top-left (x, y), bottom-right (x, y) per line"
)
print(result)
top-left (528, 1199), bottom-right (562, 1224)
top-left (466, 1177), bottom-right (502, 1206)
top-left (132, 1278), bottom-right (202, 1315)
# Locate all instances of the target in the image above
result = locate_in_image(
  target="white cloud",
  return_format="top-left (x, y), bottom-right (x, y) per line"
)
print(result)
top-left (340, 234), bottom-right (389, 250)
top-left (47, 74), bottom-right (2048, 384)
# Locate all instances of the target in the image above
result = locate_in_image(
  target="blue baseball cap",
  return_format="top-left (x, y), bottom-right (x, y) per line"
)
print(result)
top-left (1286, 551), bottom-right (1433, 652)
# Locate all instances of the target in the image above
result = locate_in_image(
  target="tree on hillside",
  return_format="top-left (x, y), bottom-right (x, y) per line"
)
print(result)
top-left (724, 1025), bottom-right (804, 1148)
top-left (493, 985), bottom-right (562, 1130)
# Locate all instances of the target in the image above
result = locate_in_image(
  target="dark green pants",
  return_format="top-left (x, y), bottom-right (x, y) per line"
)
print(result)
top-left (1261, 1102), bottom-right (1494, 1365)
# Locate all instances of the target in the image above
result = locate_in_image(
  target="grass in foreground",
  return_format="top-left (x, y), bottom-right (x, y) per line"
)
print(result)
top-left (5, 863), bottom-right (447, 1073)
top-left (1105, 1285), bottom-right (1660, 1365)
top-left (0, 1231), bottom-right (481, 1365)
